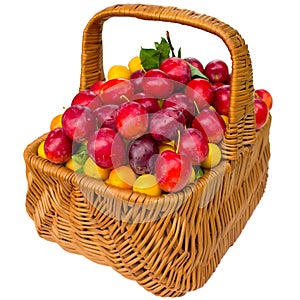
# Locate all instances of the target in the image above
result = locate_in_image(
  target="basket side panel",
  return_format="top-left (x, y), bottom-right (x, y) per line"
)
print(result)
top-left (24, 136), bottom-right (80, 254)
top-left (70, 118), bottom-right (270, 297)
top-left (172, 119), bottom-right (270, 294)
top-left (24, 118), bottom-right (270, 297)
top-left (101, 118), bottom-right (271, 296)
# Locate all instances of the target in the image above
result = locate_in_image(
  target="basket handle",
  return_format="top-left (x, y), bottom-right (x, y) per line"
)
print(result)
top-left (80, 4), bottom-right (256, 161)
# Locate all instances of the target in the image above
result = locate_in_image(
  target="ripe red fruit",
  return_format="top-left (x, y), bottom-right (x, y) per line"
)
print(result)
top-left (62, 104), bottom-right (97, 143)
top-left (44, 128), bottom-right (72, 164)
top-left (87, 127), bottom-right (126, 169)
top-left (100, 78), bottom-right (135, 106)
top-left (159, 57), bottom-right (192, 87)
top-left (93, 104), bottom-right (119, 130)
top-left (71, 89), bottom-right (102, 111)
top-left (184, 57), bottom-right (204, 73)
top-left (115, 102), bottom-right (149, 140)
top-left (254, 89), bottom-right (273, 110)
top-left (130, 69), bottom-right (146, 93)
top-left (89, 80), bottom-right (105, 95)
top-left (213, 85), bottom-right (230, 116)
top-left (254, 99), bottom-right (269, 130)
top-left (204, 59), bottom-right (229, 83)
top-left (155, 150), bottom-right (192, 193)
top-left (142, 69), bottom-right (174, 99)
top-left (162, 93), bottom-right (195, 126)
top-left (212, 82), bottom-right (226, 91)
top-left (185, 78), bottom-right (214, 110)
top-left (128, 136), bottom-right (159, 175)
top-left (132, 92), bottom-right (160, 113)
top-left (225, 73), bottom-right (231, 85)
top-left (193, 108), bottom-right (226, 144)
top-left (150, 108), bottom-right (185, 142)
top-left (178, 128), bottom-right (209, 165)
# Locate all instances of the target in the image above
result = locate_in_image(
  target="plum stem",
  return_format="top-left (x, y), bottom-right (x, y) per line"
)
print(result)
top-left (120, 95), bottom-right (130, 102)
top-left (176, 130), bottom-right (181, 154)
top-left (194, 100), bottom-right (200, 115)
top-left (166, 31), bottom-right (176, 57)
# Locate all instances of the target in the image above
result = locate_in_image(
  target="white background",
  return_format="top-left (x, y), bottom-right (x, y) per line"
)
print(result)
top-left (1, 0), bottom-right (299, 299)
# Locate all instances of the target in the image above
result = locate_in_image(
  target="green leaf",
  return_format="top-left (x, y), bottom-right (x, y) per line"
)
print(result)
top-left (140, 37), bottom-right (171, 71)
top-left (177, 47), bottom-right (182, 58)
top-left (187, 62), bottom-right (209, 80)
top-left (140, 48), bottom-right (161, 70)
top-left (75, 143), bottom-right (88, 153)
top-left (155, 37), bottom-right (170, 63)
top-left (196, 167), bottom-right (204, 179)
top-left (75, 167), bottom-right (84, 174)
top-left (72, 144), bottom-right (89, 165)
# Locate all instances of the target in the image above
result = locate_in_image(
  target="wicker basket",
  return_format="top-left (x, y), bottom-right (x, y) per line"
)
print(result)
top-left (24, 4), bottom-right (271, 297)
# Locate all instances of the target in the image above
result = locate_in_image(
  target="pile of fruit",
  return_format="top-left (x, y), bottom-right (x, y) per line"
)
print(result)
top-left (38, 35), bottom-right (272, 196)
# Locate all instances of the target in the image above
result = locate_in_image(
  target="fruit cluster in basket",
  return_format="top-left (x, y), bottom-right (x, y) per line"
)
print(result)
top-left (38, 34), bottom-right (272, 196)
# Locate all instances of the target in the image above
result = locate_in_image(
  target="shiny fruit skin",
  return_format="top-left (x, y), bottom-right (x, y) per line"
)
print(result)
top-left (201, 143), bottom-right (222, 169)
top-left (89, 80), bottom-right (105, 95)
top-left (254, 99), bottom-right (269, 130)
top-left (184, 57), bottom-right (204, 73)
top-left (44, 128), bottom-right (72, 164)
top-left (71, 89), bottom-right (101, 111)
top-left (65, 157), bottom-right (82, 171)
top-left (178, 128), bottom-right (209, 165)
top-left (115, 102), bottom-right (149, 140)
top-left (128, 136), bottom-right (159, 175)
top-left (162, 92), bottom-right (195, 126)
top-left (213, 85), bottom-right (230, 116)
top-left (159, 57), bottom-right (192, 87)
top-left (150, 108), bottom-right (185, 142)
top-left (128, 56), bottom-right (143, 73)
top-left (142, 69), bottom-right (174, 99)
top-left (38, 141), bottom-right (47, 159)
top-left (204, 59), bottom-right (229, 83)
top-left (83, 157), bottom-right (101, 179)
top-left (62, 104), bottom-right (97, 143)
top-left (185, 78), bottom-right (214, 110)
top-left (93, 104), bottom-right (119, 130)
top-left (158, 143), bottom-right (175, 153)
top-left (225, 73), bottom-right (232, 85)
top-left (188, 168), bottom-right (195, 183)
top-left (107, 65), bottom-right (131, 80)
top-left (108, 165), bottom-right (136, 189)
top-left (100, 78), bottom-right (135, 106)
top-left (133, 174), bottom-right (162, 196)
top-left (155, 150), bottom-right (192, 193)
top-left (132, 92), bottom-right (160, 114)
top-left (221, 115), bottom-right (228, 126)
top-left (212, 82), bottom-right (226, 91)
top-left (254, 89), bottom-right (273, 110)
top-left (193, 108), bottom-right (226, 144)
top-left (83, 157), bottom-right (110, 180)
top-left (50, 114), bottom-right (63, 130)
top-left (130, 69), bottom-right (146, 93)
top-left (87, 127), bottom-right (126, 169)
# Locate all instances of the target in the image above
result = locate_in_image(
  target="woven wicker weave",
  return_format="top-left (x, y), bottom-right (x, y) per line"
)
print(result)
top-left (24, 4), bottom-right (271, 297)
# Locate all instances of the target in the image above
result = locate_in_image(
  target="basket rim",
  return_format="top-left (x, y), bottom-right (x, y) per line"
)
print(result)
top-left (23, 116), bottom-right (271, 223)
top-left (24, 132), bottom-right (229, 205)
